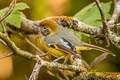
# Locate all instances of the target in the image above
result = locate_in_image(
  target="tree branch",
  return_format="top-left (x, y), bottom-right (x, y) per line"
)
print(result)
top-left (20, 16), bottom-right (120, 49)
top-left (0, 32), bottom-right (118, 79)
top-left (0, 32), bottom-right (37, 61)
top-left (0, 52), bottom-right (13, 59)
top-left (95, 0), bottom-right (120, 48)
top-left (0, 32), bottom-right (87, 78)
top-left (29, 55), bottom-right (43, 80)
top-left (73, 72), bottom-right (120, 80)
top-left (108, 0), bottom-right (120, 25)
top-left (21, 16), bottom-right (39, 34)
top-left (0, 0), bottom-right (119, 80)
top-left (95, 0), bottom-right (111, 47)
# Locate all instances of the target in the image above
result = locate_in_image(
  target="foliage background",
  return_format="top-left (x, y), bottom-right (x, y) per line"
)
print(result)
top-left (0, 0), bottom-right (119, 80)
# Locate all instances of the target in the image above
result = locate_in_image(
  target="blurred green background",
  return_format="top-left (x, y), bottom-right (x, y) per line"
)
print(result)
top-left (0, 0), bottom-right (120, 80)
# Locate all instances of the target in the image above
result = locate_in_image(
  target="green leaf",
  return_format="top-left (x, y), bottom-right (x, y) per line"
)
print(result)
top-left (74, 1), bottom-right (112, 27)
top-left (15, 2), bottom-right (30, 10)
top-left (0, 25), bottom-right (2, 32)
top-left (6, 10), bottom-right (21, 28)
top-left (0, 8), bottom-right (7, 16)
top-left (0, 2), bottom-right (29, 31)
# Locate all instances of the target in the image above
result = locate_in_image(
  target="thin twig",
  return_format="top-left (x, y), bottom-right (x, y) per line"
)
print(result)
top-left (0, 16), bottom-right (5, 33)
top-left (95, 0), bottom-right (111, 46)
top-left (59, 70), bottom-right (70, 80)
top-left (25, 37), bottom-right (45, 55)
top-left (25, 75), bottom-right (29, 80)
top-left (0, 0), bottom-right (16, 23)
top-left (0, 0), bottom-right (16, 35)
top-left (29, 55), bottom-right (42, 80)
top-left (108, 0), bottom-right (120, 25)
top-left (0, 52), bottom-right (13, 59)
top-left (90, 53), bottom-right (109, 67)
top-left (0, 21), bottom-right (7, 34)
top-left (0, 32), bottom-right (37, 61)
top-left (95, 0), bottom-right (106, 24)
top-left (109, 23), bottom-right (120, 29)
top-left (95, 0), bottom-right (108, 32)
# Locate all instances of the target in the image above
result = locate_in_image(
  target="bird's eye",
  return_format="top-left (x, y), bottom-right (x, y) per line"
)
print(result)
top-left (40, 26), bottom-right (51, 36)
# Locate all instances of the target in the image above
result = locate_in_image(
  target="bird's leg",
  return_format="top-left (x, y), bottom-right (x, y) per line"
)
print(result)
top-left (53, 55), bottom-right (65, 63)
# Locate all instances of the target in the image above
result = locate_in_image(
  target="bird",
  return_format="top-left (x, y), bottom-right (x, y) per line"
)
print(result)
top-left (36, 17), bottom-right (115, 67)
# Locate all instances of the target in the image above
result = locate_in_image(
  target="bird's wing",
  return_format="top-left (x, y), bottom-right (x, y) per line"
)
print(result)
top-left (48, 38), bottom-right (81, 58)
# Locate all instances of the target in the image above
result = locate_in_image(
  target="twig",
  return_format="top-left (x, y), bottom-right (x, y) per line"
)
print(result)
top-left (108, 0), bottom-right (120, 25)
top-left (73, 72), bottom-right (120, 80)
top-left (95, 0), bottom-right (110, 47)
top-left (109, 23), bottom-right (120, 29)
top-left (0, 16), bottom-right (5, 32)
top-left (59, 70), bottom-right (70, 80)
top-left (0, 21), bottom-right (7, 34)
top-left (25, 75), bottom-right (29, 80)
top-left (21, 16), bottom-right (39, 34)
top-left (24, 37), bottom-right (45, 55)
top-left (0, 0), bottom-right (16, 35)
top-left (0, 32), bottom-right (37, 61)
top-left (0, 0), bottom-right (16, 23)
top-left (0, 52), bottom-right (13, 59)
top-left (90, 53), bottom-right (108, 67)
top-left (42, 60), bottom-right (87, 72)
top-left (29, 55), bottom-right (42, 80)
top-left (95, 0), bottom-right (107, 25)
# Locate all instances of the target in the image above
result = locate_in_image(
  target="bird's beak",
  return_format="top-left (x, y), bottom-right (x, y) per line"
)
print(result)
top-left (82, 44), bottom-right (116, 56)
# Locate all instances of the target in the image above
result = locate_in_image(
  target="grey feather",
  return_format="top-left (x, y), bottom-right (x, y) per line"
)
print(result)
top-left (44, 26), bottom-right (86, 47)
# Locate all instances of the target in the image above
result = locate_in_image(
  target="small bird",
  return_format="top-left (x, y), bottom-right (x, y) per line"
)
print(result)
top-left (37, 17), bottom-right (115, 67)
